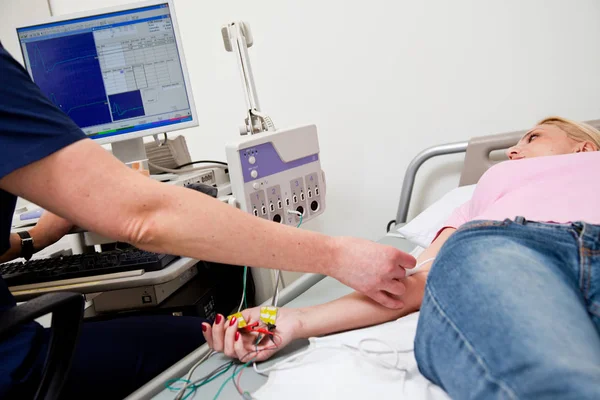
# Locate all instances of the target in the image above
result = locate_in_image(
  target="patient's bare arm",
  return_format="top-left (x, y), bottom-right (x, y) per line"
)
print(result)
top-left (295, 227), bottom-right (455, 338)
top-left (203, 228), bottom-right (456, 362)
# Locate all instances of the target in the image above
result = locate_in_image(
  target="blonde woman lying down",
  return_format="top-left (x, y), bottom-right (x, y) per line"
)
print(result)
top-left (204, 116), bottom-right (600, 400)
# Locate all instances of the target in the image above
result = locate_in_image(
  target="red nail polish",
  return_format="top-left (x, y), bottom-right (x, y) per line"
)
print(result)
top-left (230, 317), bottom-right (237, 326)
top-left (202, 324), bottom-right (207, 332)
top-left (235, 332), bottom-right (240, 341)
top-left (215, 314), bottom-right (222, 324)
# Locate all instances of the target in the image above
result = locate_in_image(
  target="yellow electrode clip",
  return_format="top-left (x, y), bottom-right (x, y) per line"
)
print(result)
top-left (259, 306), bottom-right (278, 326)
top-left (227, 312), bottom-right (247, 328)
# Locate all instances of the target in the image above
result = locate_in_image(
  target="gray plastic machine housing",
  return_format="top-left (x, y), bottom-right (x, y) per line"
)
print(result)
top-left (226, 124), bottom-right (326, 226)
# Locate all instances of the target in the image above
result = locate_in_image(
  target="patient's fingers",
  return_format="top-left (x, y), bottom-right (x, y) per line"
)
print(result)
top-left (235, 335), bottom-right (275, 363)
top-left (223, 317), bottom-right (239, 358)
top-left (211, 314), bottom-right (226, 352)
top-left (250, 342), bottom-right (279, 362)
top-left (384, 279), bottom-right (406, 297)
top-left (373, 291), bottom-right (404, 309)
top-left (202, 322), bottom-right (213, 349)
top-left (235, 333), bottom-right (255, 362)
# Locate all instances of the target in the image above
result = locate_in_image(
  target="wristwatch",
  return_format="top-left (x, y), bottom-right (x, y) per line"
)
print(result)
top-left (17, 231), bottom-right (34, 261)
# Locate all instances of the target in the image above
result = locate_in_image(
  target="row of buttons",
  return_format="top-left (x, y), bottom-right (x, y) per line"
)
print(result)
top-left (251, 201), bottom-right (319, 222)
top-left (293, 188), bottom-right (320, 202)
top-left (253, 199), bottom-right (284, 216)
top-left (252, 183), bottom-right (320, 199)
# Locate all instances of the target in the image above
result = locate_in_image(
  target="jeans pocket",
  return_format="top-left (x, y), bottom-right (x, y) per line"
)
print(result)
top-left (456, 219), bottom-right (511, 234)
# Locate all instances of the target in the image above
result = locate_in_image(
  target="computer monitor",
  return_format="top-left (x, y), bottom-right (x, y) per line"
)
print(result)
top-left (16, 0), bottom-right (197, 163)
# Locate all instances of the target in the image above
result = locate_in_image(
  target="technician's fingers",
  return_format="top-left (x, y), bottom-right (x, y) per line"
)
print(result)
top-left (397, 250), bottom-right (417, 270)
top-left (223, 317), bottom-right (239, 358)
top-left (383, 279), bottom-right (406, 297)
top-left (211, 314), bottom-right (226, 352)
top-left (372, 291), bottom-right (404, 310)
top-left (202, 322), bottom-right (213, 349)
top-left (388, 265), bottom-right (407, 280)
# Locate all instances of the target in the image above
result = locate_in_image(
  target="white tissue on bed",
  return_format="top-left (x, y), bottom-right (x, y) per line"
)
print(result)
top-left (252, 313), bottom-right (450, 400)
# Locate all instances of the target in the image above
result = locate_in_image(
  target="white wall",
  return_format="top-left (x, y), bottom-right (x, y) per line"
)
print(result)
top-left (0, 0), bottom-right (50, 61)
top-left (28, 0), bottom-right (600, 241)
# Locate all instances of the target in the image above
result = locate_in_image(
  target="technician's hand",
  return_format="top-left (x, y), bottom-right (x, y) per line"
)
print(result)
top-left (202, 307), bottom-right (303, 363)
top-left (330, 237), bottom-right (416, 309)
top-left (29, 211), bottom-right (74, 250)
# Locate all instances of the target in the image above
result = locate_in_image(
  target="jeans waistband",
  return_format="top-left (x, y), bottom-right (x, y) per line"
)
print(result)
top-left (508, 216), bottom-right (600, 244)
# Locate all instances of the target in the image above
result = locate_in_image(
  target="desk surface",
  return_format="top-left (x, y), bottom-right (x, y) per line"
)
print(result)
top-left (140, 235), bottom-right (414, 400)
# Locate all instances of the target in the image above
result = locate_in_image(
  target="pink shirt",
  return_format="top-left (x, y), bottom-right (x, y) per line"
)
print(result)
top-left (444, 151), bottom-right (600, 229)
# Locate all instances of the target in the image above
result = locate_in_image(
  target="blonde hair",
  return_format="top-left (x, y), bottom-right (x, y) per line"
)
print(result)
top-left (537, 116), bottom-right (600, 150)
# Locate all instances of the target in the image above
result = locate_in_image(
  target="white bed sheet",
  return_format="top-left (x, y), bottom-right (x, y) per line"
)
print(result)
top-left (142, 235), bottom-right (436, 399)
top-left (253, 313), bottom-right (449, 400)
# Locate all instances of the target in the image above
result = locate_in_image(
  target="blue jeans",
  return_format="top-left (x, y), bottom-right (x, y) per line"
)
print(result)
top-left (415, 217), bottom-right (600, 400)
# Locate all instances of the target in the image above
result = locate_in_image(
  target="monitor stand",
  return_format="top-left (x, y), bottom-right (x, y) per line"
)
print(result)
top-left (110, 137), bottom-right (148, 166)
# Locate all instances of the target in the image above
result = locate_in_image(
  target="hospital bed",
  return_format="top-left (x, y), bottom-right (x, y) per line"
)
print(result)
top-left (126, 119), bottom-right (600, 400)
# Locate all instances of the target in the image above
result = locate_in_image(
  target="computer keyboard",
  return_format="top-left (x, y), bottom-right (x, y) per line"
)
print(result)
top-left (1, 249), bottom-right (178, 287)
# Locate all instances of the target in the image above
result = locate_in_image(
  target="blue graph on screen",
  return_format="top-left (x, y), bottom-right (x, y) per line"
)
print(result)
top-left (26, 32), bottom-right (111, 128)
top-left (108, 90), bottom-right (145, 121)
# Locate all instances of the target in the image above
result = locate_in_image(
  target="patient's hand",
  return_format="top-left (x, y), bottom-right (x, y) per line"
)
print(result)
top-left (202, 307), bottom-right (304, 362)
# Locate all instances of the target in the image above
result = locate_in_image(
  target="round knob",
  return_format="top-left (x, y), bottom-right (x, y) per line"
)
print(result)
top-left (248, 156), bottom-right (256, 165)
top-left (252, 182), bottom-right (260, 190)
top-left (250, 170), bottom-right (258, 179)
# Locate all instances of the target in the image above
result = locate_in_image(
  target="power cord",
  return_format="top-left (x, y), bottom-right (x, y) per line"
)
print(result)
top-left (386, 219), bottom-right (396, 232)
top-left (149, 161), bottom-right (228, 174)
top-left (176, 160), bottom-right (228, 169)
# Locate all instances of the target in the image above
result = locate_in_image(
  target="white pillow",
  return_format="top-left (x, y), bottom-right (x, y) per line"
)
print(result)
top-left (393, 185), bottom-right (476, 247)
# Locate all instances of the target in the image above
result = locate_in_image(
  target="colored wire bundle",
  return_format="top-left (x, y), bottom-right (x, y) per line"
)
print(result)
top-left (167, 354), bottom-right (231, 400)
top-left (212, 359), bottom-right (253, 400)
top-left (213, 344), bottom-right (280, 400)
top-left (170, 209), bottom-right (304, 399)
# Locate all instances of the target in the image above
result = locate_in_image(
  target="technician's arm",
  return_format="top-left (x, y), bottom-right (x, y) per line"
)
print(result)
top-left (0, 139), bottom-right (416, 308)
top-left (0, 212), bottom-right (73, 263)
top-left (205, 228), bottom-right (455, 362)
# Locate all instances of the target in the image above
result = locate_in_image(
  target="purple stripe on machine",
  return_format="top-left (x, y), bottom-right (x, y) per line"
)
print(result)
top-left (240, 142), bottom-right (319, 183)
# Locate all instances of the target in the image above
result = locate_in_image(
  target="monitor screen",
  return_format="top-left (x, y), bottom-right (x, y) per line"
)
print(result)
top-left (17, 3), bottom-right (195, 141)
